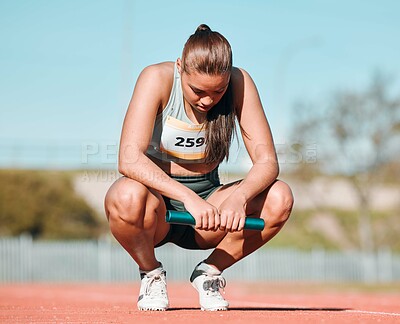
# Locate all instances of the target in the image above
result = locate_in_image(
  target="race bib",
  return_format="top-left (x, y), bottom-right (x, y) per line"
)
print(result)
top-left (160, 116), bottom-right (206, 160)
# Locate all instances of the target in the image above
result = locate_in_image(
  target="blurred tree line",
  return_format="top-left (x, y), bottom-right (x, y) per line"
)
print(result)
top-left (289, 72), bottom-right (400, 252)
top-left (0, 170), bottom-right (106, 240)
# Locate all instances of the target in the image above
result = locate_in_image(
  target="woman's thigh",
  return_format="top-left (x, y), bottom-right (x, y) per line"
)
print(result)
top-left (205, 179), bottom-right (291, 217)
top-left (105, 176), bottom-right (170, 246)
top-left (193, 179), bottom-right (289, 248)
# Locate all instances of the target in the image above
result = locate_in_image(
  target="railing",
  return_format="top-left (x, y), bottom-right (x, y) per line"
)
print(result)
top-left (0, 235), bottom-right (398, 283)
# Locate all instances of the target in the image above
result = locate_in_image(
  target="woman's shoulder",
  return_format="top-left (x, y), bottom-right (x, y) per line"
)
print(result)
top-left (140, 61), bottom-right (175, 80)
top-left (231, 66), bottom-right (259, 93)
top-left (230, 66), bottom-right (260, 113)
top-left (137, 62), bottom-right (175, 106)
top-left (231, 66), bottom-right (252, 84)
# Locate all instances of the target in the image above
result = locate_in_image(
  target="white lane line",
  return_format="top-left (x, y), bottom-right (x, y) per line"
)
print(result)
top-left (231, 300), bottom-right (400, 317)
top-left (345, 310), bottom-right (400, 317)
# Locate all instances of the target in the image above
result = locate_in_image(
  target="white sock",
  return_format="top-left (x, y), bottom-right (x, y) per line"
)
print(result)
top-left (139, 262), bottom-right (163, 277)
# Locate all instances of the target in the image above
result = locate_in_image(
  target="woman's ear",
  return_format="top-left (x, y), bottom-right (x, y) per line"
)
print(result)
top-left (176, 58), bottom-right (182, 73)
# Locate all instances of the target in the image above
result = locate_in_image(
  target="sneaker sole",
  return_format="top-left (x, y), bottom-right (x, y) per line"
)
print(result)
top-left (201, 307), bottom-right (228, 311)
top-left (138, 306), bottom-right (168, 311)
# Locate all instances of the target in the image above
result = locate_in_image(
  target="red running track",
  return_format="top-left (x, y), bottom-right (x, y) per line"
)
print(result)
top-left (1, 283), bottom-right (399, 323)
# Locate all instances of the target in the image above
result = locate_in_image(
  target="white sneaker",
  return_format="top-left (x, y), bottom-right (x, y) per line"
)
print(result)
top-left (137, 263), bottom-right (169, 311)
top-left (190, 261), bottom-right (229, 311)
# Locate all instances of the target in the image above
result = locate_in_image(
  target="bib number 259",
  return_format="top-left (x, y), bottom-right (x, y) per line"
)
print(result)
top-left (175, 137), bottom-right (205, 147)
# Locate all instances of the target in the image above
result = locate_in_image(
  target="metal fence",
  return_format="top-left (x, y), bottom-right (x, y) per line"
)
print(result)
top-left (1, 235), bottom-right (399, 283)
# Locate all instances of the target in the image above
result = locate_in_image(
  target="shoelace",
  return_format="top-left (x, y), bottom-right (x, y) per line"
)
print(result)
top-left (144, 273), bottom-right (167, 298)
top-left (202, 275), bottom-right (226, 297)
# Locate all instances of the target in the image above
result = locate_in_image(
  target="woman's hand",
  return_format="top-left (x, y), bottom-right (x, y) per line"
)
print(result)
top-left (218, 194), bottom-right (247, 232)
top-left (183, 197), bottom-right (220, 231)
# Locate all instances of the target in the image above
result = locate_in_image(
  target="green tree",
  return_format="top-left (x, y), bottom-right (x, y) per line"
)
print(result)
top-left (290, 72), bottom-right (400, 252)
top-left (0, 170), bottom-right (106, 239)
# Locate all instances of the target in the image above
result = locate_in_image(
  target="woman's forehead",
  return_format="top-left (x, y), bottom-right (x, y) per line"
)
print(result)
top-left (183, 71), bottom-right (230, 90)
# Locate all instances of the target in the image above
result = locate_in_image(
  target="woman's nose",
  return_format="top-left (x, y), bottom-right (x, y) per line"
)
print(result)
top-left (200, 96), bottom-right (213, 106)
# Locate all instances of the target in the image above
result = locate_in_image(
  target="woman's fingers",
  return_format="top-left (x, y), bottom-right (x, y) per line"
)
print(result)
top-left (195, 207), bottom-right (219, 231)
top-left (194, 205), bottom-right (246, 232)
top-left (219, 210), bottom-right (246, 232)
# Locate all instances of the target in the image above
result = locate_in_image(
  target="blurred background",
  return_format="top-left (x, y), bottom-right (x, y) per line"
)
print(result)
top-left (0, 0), bottom-right (399, 284)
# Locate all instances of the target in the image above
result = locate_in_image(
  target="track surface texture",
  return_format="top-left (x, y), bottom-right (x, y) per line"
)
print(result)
top-left (1, 282), bottom-right (399, 323)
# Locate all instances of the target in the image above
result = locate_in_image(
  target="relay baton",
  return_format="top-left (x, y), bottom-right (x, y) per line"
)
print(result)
top-left (166, 210), bottom-right (265, 231)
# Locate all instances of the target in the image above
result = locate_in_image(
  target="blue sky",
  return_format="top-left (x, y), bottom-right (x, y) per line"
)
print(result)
top-left (1, 0), bottom-right (399, 169)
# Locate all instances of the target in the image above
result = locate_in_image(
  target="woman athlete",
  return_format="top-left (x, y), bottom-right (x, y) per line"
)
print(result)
top-left (105, 24), bottom-right (294, 311)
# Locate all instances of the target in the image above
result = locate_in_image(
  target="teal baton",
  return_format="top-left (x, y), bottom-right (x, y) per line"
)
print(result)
top-left (166, 210), bottom-right (265, 231)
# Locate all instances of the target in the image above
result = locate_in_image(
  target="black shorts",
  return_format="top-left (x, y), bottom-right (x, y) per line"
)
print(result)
top-left (155, 168), bottom-right (222, 250)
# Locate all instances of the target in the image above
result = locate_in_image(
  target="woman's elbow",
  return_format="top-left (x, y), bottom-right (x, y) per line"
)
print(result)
top-left (117, 156), bottom-right (135, 177)
top-left (118, 162), bottom-right (128, 177)
top-left (256, 153), bottom-right (279, 179)
top-left (118, 144), bottom-right (143, 176)
top-left (268, 161), bottom-right (279, 180)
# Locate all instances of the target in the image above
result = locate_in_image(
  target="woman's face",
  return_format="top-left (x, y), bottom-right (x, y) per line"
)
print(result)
top-left (177, 59), bottom-right (230, 115)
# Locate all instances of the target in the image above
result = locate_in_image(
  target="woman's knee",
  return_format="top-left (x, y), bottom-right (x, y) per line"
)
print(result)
top-left (265, 181), bottom-right (294, 225)
top-left (104, 178), bottom-right (154, 226)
